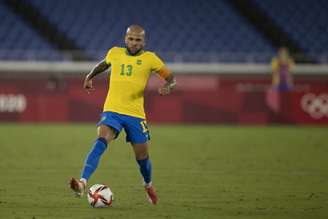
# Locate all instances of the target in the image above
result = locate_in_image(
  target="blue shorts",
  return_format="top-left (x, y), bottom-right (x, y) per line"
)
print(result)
top-left (275, 83), bottom-right (292, 92)
top-left (97, 111), bottom-right (150, 144)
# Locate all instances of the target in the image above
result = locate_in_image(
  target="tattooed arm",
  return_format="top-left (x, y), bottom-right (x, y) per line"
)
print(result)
top-left (83, 59), bottom-right (110, 93)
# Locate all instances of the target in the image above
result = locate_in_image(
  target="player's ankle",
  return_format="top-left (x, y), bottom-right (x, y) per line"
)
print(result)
top-left (80, 178), bottom-right (87, 187)
top-left (144, 181), bottom-right (152, 188)
top-left (80, 178), bottom-right (87, 184)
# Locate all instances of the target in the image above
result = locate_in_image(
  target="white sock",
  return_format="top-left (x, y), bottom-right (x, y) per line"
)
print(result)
top-left (80, 178), bottom-right (87, 186)
top-left (144, 181), bottom-right (152, 188)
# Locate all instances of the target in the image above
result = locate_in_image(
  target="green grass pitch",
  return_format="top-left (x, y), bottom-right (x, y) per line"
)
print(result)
top-left (0, 124), bottom-right (327, 219)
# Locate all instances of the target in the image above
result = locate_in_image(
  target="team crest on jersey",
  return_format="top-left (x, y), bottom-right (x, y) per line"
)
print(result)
top-left (136, 59), bottom-right (142, 65)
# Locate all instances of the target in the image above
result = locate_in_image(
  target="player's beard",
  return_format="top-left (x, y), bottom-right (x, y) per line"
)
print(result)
top-left (127, 46), bottom-right (143, 56)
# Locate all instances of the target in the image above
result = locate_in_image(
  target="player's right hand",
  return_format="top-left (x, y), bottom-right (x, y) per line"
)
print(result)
top-left (83, 79), bottom-right (95, 93)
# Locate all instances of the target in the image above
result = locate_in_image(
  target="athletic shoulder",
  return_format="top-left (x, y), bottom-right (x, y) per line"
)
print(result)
top-left (107, 47), bottom-right (125, 54)
top-left (271, 56), bottom-right (278, 63)
top-left (143, 50), bottom-right (160, 58)
top-left (143, 51), bottom-right (164, 63)
top-left (142, 50), bottom-right (165, 72)
top-left (105, 47), bottom-right (125, 64)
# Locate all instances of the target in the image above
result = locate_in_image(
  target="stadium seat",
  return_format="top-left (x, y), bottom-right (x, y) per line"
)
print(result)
top-left (0, 4), bottom-right (63, 60)
top-left (253, 0), bottom-right (328, 63)
top-left (2, 0), bottom-right (327, 62)
top-left (25, 0), bottom-right (275, 62)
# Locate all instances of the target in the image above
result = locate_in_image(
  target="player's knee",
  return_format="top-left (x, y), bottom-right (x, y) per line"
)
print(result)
top-left (135, 152), bottom-right (148, 160)
top-left (97, 125), bottom-right (116, 142)
top-left (133, 144), bottom-right (149, 160)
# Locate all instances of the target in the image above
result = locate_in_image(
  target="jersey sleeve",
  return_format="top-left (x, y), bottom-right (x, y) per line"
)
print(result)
top-left (151, 53), bottom-right (165, 72)
top-left (271, 57), bottom-right (278, 71)
top-left (105, 47), bottom-right (115, 65)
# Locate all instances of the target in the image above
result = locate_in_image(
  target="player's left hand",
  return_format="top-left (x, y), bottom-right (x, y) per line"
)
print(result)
top-left (158, 86), bottom-right (171, 96)
top-left (83, 79), bottom-right (95, 94)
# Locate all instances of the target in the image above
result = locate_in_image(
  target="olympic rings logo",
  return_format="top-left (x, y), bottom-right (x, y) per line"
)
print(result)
top-left (301, 93), bottom-right (328, 119)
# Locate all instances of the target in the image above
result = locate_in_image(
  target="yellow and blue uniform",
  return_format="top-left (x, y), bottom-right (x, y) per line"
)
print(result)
top-left (104, 47), bottom-right (165, 119)
top-left (97, 47), bottom-right (170, 143)
top-left (271, 57), bottom-right (294, 91)
top-left (81, 47), bottom-right (171, 183)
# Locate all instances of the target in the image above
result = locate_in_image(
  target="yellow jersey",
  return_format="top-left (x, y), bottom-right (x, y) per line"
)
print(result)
top-left (271, 57), bottom-right (294, 86)
top-left (104, 47), bottom-right (165, 119)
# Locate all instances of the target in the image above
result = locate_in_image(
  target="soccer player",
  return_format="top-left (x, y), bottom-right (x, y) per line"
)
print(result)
top-left (271, 47), bottom-right (295, 91)
top-left (69, 25), bottom-right (176, 205)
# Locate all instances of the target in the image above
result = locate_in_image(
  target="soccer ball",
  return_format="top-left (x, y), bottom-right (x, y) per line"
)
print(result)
top-left (87, 184), bottom-right (113, 207)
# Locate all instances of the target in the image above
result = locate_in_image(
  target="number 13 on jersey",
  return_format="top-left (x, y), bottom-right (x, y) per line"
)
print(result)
top-left (120, 64), bottom-right (133, 76)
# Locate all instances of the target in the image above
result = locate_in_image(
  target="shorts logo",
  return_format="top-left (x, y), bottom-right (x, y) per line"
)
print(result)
top-left (301, 93), bottom-right (328, 119)
top-left (100, 116), bottom-right (106, 122)
top-left (136, 60), bottom-right (142, 65)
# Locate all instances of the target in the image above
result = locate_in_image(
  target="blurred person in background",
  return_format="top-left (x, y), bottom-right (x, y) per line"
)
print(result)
top-left (271, 47), bottom-right (295, 91)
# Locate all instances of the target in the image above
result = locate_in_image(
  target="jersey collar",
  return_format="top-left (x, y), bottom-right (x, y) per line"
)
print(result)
top-left (125, 48), bottom-right (144, 56)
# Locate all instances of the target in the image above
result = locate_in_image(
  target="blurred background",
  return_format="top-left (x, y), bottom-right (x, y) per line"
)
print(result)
top-left (0, 0), bottom-right (327, 124)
